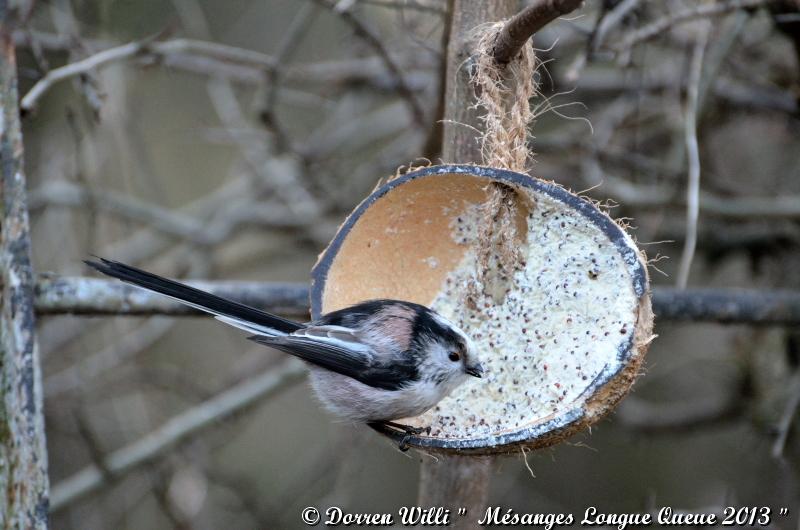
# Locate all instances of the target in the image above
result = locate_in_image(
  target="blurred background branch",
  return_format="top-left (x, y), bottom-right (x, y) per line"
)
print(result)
top-left (50, 360), bottom-right (306, 512)
top-left (33, 276), bottom-right (800, 325)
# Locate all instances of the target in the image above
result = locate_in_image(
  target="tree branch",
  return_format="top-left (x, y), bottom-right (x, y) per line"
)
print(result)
top-left (360, 0), bottom-right (446, 13)
top-left (312, 0), bottom-right (428, 128)
top-left (49, 360), bottom-right (306, 511)
top-left (0, 24), bottom-right (50, 529)
top-left (34, 276), bottom-right (310, 317)
top-left (653, 287), bottom-right (800, 325)
top-left (613, 0), bottom-right (774, 54)
top-left (676, 30), bottom-right (708, 289)
top-left (44, 316), bottom-right (174, 397)
top-left (32, 276), bottom-right (800, 325)
top-left (492, 0), bottom-right (584, 65)
top-left (20, 37), bottom-right (277, 112)
top-left (29, 180), bottom-right (212, 244)
top-left (15, 30), bottom-right (437, 96)
top-left (598, 175), bottom-right (800, 220)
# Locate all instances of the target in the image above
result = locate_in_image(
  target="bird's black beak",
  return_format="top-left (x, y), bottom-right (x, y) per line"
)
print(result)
top-left (466, 363), bottom-right (484, 378)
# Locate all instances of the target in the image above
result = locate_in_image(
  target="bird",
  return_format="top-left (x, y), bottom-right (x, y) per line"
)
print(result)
top-left (85, 258), bottom-right (484, 439)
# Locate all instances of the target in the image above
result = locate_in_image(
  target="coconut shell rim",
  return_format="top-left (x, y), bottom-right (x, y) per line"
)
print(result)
top-left (310, 164), bottom-right (651, 454)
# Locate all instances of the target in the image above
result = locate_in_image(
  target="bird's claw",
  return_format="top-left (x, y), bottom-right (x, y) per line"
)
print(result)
top-left (392, 424), bottom-right (431, 452)
top-left (367, 421), bottom-right (431, 452)
top-left (398, 438), bottom-right (411, 452)
top-left (381, 421), bottom-right (430, 435)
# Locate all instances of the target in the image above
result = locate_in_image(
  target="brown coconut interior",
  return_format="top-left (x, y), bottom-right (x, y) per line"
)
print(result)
top-left (322, 173), bottom-right (527, 311)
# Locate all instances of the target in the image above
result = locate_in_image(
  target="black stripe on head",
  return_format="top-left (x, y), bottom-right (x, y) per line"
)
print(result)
top-left (411, 306), bottom-right (465, 353)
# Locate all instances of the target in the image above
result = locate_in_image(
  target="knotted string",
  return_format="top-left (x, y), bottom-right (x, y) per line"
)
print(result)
top-left (467, 22), bottom-right (538, 306)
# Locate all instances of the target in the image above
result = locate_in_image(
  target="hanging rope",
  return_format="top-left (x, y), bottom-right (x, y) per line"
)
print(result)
top-left (467, 22), bottom-right (539, 305)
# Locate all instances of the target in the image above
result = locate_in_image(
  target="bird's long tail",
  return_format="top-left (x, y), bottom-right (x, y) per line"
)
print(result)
top-left (85, 258), bottom-right (303, 336)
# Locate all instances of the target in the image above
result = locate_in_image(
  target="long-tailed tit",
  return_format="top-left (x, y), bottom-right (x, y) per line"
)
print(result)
top-left (86, 259), bottom-right (484, 435)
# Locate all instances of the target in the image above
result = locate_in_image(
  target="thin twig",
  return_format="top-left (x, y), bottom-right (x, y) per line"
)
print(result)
top-left (45, 317), bottom-right (174, 397)
top-left (20, 38), bottom-right (277, 112)
top-left (29, 179), bottom-right (335, 250)
top-left (590, 0), bottom-right (641, 54)
top-left (205, 78), bottom-right (321, 218)
top-left (49, 360), bottom-right (307, 511)
top-left (676, 30), bottom-right (707, 289)
top-left (99, 176), bottom-right (250, 265)
top-left (492, 0), bottom-right (584, 65)
top-left (15, 30), bottom-right (437, 96)
top-left (48, 0), bottom-right (105, 116)
top-left (21, 41), bottom-right (142, 111)
top-left (563, 68), bottom-right (798, 114)
top-left (29, 180), bottom-right (211, 243)
top-left (261, 2), bottom-right (320, 152)
top-left (312, 0), bottom-right (427, 128)
top-left (772, 372), bottom-right (800, 458)
top-left (359, 0), bottom-right (446, 13)
top-left (613, 0), bottom-right (773, 54)
top-left (72, 411), bottom-right (114, 483)
top-left (571, 169), bottom-right (800, 220)
top-left (696, 10), bottom-right (749, 114)
top-left (421, 0), bottom-right (452, 158)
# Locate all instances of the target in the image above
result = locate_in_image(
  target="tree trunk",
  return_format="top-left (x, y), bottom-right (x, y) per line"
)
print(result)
top-left (0, 21), bottom-right (51, 530)
top-left (441, 1), bottom-right (518, 164)
top-left (416, 0), bottom-right (516, 525)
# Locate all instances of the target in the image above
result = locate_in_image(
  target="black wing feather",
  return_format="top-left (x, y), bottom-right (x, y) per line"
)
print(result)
top-left (86, 258), bottom-right (302, 334)
top-left (249, 335), bottom-right (415, 390)
top-left (88, 258), bottom-right (423, 390)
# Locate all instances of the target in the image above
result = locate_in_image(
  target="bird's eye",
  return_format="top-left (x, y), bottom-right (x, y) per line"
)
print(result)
top-left (448, 351), bottom-right (461, 362)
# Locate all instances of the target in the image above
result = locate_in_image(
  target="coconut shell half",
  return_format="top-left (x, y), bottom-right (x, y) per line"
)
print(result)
top-left (311, 165), bottom-right (653, 454)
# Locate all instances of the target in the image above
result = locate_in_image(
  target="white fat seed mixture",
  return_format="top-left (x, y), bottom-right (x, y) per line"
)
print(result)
top-left (407, 191), bottom-right (638, 439)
